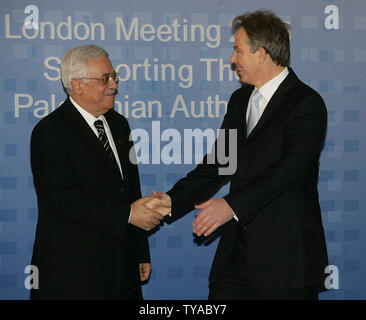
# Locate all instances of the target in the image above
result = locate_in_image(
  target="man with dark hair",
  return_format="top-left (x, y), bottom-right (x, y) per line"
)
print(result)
top-left (30, 45), bottom-right (163, 299)
top-left (152, 10), bottom-right (329, 300)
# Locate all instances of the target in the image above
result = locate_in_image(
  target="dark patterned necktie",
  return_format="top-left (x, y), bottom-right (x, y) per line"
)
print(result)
top-left (94, 120), bottom-right (121, 177)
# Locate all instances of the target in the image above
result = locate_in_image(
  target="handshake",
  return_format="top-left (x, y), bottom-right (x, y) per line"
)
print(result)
top-left (129, 191), bottom-right (172, 231)
top-left (129, 191), bottom-right (235, 237)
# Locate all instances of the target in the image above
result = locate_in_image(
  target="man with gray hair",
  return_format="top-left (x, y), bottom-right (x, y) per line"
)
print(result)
top-left (30, 44), bottom-right (163, 299)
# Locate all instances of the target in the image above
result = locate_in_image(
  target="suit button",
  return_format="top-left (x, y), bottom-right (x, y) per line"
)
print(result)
top-left (120, 187), bottom-right (125, 193)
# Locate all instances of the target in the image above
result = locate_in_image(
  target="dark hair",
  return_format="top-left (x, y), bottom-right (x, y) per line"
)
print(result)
top-left (232, 9), bottom-right (290, 66)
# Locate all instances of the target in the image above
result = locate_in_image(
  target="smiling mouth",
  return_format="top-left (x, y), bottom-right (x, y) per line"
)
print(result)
top-left (235, 67), bottom-right (243, 76)
top-left (104, 89), bottom-right (118, 96)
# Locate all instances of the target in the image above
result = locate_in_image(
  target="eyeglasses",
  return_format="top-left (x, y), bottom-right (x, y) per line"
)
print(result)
top-left (78, 72), bottom-right (119, 85)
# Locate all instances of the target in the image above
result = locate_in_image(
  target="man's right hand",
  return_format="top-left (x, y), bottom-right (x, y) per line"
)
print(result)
top-left (146, 191), bottom-right (172, 216)
top-left (130, 196), bottom-right (164, 231)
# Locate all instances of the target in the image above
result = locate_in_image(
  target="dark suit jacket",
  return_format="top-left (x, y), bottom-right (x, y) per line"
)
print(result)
top-left (30, 98), bottom-right (149, 299)
top-left (167, 68), bottom-right (328, 291)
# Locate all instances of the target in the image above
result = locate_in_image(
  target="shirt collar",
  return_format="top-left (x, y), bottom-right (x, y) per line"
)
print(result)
top-left (257, 67), bottom-right (289, 103)
top-left (69, 96), bottom-right (105, 127)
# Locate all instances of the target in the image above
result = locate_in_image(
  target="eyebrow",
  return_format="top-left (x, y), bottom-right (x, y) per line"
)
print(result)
top-left (101, 72), bottom-right (115, 76)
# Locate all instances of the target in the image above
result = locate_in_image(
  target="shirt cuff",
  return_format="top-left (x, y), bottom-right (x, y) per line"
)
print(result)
top-left (232, 211), bottom-right (239, 222)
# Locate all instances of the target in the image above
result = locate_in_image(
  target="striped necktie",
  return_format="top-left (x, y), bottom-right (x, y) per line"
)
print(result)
top-left (94, 120), bottom-right (121, 177)
top-left (247, 89), bottom-right (263, 135)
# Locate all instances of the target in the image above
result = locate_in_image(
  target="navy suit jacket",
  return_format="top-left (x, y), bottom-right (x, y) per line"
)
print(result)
top-left (30, 98), bottom-right (149, 299)
top-left (167, 68), bottom-right (328, 291)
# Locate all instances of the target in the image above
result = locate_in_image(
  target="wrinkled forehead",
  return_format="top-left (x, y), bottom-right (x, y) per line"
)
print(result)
top-left (85, 56), bottom-right (114, 74)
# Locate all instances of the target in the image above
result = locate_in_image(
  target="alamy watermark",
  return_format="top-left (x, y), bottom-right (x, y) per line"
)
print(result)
top-left (24, 264), bottom-right (339, 290)
top-left (129, 121), bottom-right (238, 175)
top-left (324, 265), bottom-right (339, 290)
top-left (24, 5), bottom-right (39, 30)
top-left (24, 265), bottom-right (39, 290)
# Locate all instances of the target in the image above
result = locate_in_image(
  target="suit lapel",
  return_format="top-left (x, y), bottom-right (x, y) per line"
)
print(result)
top-left (62, 98), bottom-right (104, 152)
top-left (237, 85), bottom-right (254, 141)
top-left (246, 68), bottom-right (298, 140)
top-left (62, 99), bottom-right (124, 182)
top-left (104, 112), bottom-right (130, 187)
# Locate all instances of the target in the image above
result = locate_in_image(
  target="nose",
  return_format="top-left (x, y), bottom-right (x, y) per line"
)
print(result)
top-left (109, 77), bottom-right (118, 88)
top-left (230, 52), bottom-right (236, 64)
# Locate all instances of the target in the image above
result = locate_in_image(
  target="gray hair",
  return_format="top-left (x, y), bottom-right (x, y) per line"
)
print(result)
top-left (61, 44), bottom-right (109, 94)
top-left (232, 10), bottom-right (290, 67)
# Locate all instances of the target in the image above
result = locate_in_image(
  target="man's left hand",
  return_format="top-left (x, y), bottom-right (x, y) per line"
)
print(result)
top-left (139, 262), bottom-right (152, 282)
top-left (193, 198), bottom-right (234, 237)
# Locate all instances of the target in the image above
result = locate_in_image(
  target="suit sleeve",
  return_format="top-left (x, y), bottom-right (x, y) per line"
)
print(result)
top-left (166, 90), bottom-right (242, 221)
top-left (30, 120), bottom-right (131, 237)
top-left (122, 117), bottom-right (151, 263)
top-left (136, 229), bottom-right (151, 263)
top-left (224, 92), bottom-right (327, 227)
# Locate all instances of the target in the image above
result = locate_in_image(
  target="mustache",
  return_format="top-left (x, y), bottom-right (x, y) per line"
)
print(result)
top-left (104, 88), bottom-right (118, 96)
top-left (231, 63), bottom-right (236, 71)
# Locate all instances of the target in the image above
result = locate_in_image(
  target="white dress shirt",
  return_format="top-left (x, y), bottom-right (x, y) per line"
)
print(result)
top-left (231, 67), bottom-right (289, 222)
top-left (69, 97), bottom-right (134, 222)
top-left (70, 96), bottom-right (124, 180)
top-left (246, 67), bottom-right (289, 124)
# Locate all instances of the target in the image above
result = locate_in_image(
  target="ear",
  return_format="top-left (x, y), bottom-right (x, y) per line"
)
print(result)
top-left (256, 46), bottom-right (268, 64)
top-left (71, 79), bottom-right (83, 95)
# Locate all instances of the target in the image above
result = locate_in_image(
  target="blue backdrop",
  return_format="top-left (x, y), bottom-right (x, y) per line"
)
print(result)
top-left (0, 0), bottom-right (365, 300)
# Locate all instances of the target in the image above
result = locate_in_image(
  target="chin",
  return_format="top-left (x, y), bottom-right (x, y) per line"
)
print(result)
top-left (105, 98), bottom-right (115, 108)
top-left (237, 74), bottom-right (245, 83)
top-left (101, 104), bottom-right (114, 113)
